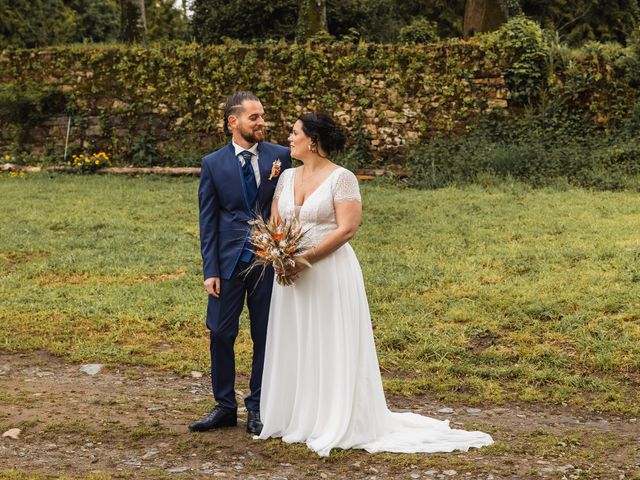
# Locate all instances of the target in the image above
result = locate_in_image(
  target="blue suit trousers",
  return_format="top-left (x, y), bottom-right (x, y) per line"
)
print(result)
top-left (206, 262), bottom-right (274, 411)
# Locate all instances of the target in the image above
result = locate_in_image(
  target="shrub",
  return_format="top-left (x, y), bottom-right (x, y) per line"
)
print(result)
top-left (623, 100), bottom-right (640, 136)
top-left (128, 133), bottom-right (159, 167)
top-left (0, 83), bottom-right (68, 150)
top-left (334, 120), bottom-right (371, 171)
top-left (399, 18), bottom-right (439, 44)
top-left (486, 16), bottom-right (550, 106)
top-left (407, 104), bottom-right (640, 191)
top-left (621, 28), bottom-right (640, 87)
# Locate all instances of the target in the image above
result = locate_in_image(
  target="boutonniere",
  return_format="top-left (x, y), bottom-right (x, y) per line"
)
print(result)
top-left (268, 159), bottom-right (282, 180)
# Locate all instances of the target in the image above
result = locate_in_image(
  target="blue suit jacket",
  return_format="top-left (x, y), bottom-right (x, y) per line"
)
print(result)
top-left (198, 142), bottom-right (292, 281)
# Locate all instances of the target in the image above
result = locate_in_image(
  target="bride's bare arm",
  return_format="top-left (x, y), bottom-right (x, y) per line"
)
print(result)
top-left (270, 171), bottom-right (287, 223)
top-left (270, 196), bottom-right (281, 223)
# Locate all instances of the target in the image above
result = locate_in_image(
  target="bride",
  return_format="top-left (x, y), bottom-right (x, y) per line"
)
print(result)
top-left (257, 112), bottom-right (493, 456)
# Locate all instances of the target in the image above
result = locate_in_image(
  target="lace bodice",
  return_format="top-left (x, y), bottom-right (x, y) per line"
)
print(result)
top-left (274, 167), bottom-right (361, 246)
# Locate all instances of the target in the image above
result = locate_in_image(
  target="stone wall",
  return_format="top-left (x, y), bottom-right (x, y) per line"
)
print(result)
top-left (0, 41), bottom-right (511, 166)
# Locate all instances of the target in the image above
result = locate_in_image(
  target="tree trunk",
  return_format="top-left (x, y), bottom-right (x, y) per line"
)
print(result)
top-left (296, 0), bottom-right (328, 43)
top-left (463, 0), bottom-right (509, 39)
top-left (120, 0), bottom-right (147, 43)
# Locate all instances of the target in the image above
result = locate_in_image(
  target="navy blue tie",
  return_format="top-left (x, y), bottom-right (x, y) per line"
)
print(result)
top-left (239, 150), bottom-right (257, 264)
top-left (240, 150), bottom-right (258, 207)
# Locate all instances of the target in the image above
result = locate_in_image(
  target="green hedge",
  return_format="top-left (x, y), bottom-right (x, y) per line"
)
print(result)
top-left (407, 102), bottom-right (640, 190)
top-left (0, 18), bottom-right (639, 188)
top-left (0, 39), bottom-right (509, 164)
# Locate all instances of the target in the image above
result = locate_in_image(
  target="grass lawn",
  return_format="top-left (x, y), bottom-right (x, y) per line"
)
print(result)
top-left (0, 173), bottom-right (639, 414)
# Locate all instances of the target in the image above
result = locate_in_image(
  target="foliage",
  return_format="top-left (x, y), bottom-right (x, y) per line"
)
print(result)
top-left (192, 0), bottom-right (297, 43)
top-left (410, 0), bottom-right (466, 39)
top-left (334, 120), bottom-right (371, 171)
top-left (399, 18), bottom-right (440, 44)
top-left (326, 0), bottom-right (403, 42)
top-left (520, 0), bottom-right (639, 46)
top-left (190, 0), bottom-right (637, 45)
top-left (0, 0), bottom-right (189, 47)
top-left (619, 28), bottom-right (640, 87)
top-left (128, 132), bottom-right (159, 166)
top-left (69, 151), bottom-right (110, 173)
top-left (504, 0), bottom-right (523, 16)
top-left (191, 0), bottom-right (465, 44)
top-left (0, 41), bottom-right (514, 164)
top-left (325, 0), bottom-right (446, 43)
top-left (407, 102), bottom-right (640, 190)
top-left (0, 83), bottom-right (68, 150)
top-left (0, 150), bottom-right (24, 179)
top-left (0, 170), bottom-right (26, 179)
top-left (485, 16), bottom-right (549, 105)
top-left (2, 0), bottom-right (639, 46)
top-left (0, 37), bottom-right (638, 175)
top-left (0, 0), bottom-right (77, 48)
top-left (546, 38), bottom-right (638, 130)
top-left (624, 99), bottom-right (640, 135)
top-left (145, 0), bottom-right (191, 42)
top-left (67, 0), bottom-right (120, 43)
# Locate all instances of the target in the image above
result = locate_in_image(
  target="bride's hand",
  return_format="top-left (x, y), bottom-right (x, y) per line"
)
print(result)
top-left (283, 256), bottom-right (310, 277)
top-left (273, 263), bottom-right (297, 277)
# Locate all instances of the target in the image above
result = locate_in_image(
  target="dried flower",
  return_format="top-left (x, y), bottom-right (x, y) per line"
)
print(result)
top-left (247, 214), bottom-right (311, 286)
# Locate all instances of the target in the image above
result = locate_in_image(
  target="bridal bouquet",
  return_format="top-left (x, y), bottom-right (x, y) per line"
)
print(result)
top-left (248, 215), bottom-right (311, 286)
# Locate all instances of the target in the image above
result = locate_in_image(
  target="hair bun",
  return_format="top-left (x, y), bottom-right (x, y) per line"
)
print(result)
top-left (327, 123), bottom-right (347, 152)
top-left (298, 112), bottom-right (348, 155)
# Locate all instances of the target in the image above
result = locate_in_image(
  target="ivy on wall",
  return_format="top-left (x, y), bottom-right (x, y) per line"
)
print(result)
top-left (0, 39), bottom-right (508, 163)
top-left (0, 21), bottom-right (638, 166)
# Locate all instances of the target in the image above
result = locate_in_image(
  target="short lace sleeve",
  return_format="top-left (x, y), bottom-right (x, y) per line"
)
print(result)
top-left (273, 169), bottom-right (290, 200)
top-left (333, 169), bottom-right (361, 203)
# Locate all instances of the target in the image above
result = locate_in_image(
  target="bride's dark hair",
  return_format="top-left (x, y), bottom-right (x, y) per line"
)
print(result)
top-left (298, 112), bottom-right (347, 155)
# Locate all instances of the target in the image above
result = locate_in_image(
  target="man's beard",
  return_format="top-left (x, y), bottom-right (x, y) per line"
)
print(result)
top-left (240, 127), bottom-right (265, 144)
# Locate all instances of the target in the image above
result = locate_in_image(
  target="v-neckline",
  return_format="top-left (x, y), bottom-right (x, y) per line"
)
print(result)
top-left (293, 166), bottom-right (343, 208)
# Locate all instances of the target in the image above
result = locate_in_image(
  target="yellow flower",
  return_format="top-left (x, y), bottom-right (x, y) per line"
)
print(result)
top-left (85, 158), bottom-right (90, 163)
top-left (4, 154), bottom-right (10, 161)
top-left (95, 160), bottom-right (100, 165)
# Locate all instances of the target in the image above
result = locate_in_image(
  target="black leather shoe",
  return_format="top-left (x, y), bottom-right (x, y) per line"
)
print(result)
top-left (188, 406), bottom-right (237, 432)
top-left (246, 409), bottom-right (263, 435)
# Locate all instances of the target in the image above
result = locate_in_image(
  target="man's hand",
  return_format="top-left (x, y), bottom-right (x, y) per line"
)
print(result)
top-left (204, 277), bottom-right (221, 298)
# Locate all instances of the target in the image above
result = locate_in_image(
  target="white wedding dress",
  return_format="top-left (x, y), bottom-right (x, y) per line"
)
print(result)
top-left (258, 167), bottom-right (493, 456)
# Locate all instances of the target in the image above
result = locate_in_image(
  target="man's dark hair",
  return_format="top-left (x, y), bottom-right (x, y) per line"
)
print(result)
top-left (223, 91), bottom-right (260, 134)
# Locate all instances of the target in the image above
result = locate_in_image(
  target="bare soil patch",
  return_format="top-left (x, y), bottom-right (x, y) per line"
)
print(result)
top-left (1, 351), bottom-right (638, 479)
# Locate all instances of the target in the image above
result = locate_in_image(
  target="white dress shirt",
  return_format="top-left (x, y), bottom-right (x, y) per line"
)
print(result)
top-left (232, 141), bottom-right (261, 187)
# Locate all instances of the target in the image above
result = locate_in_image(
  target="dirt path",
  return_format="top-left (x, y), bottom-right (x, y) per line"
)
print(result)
top-left (0, 351), bottom-right (638, 479)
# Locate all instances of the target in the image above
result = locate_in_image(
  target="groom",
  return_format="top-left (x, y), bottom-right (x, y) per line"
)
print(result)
top-left (190, 92), bottom-right (291, 435)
